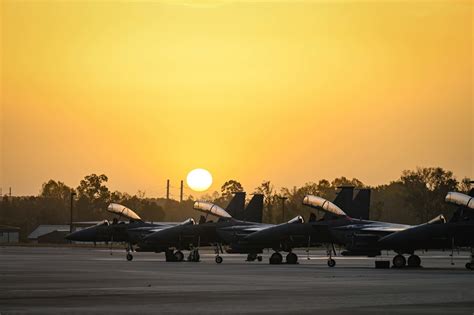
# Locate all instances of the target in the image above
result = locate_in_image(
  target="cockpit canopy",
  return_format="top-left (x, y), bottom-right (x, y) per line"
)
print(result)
top-left (302, 195), bottom-right (347, 217)
top-left (107, 203), bottom-right (142, 220)
top-left (193, 201), bottom-right (232, 218)
top-left (445, 192), bottom-right (474, 210)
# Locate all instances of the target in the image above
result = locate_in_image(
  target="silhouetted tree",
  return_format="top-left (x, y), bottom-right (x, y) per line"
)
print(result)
top-left (220, 180), bottom-right (244, 199)
top-left (76, 174), bottom-right (111, 219)
top-left (399, 167), bottom-right (458, 223)
top-left (40, 180), bottom-right (74, 201)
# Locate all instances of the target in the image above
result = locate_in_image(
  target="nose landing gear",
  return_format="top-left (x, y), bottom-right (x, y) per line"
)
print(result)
top-left (466, 248), bottom-right (474, 270)
top-left (125, 243), bottom-right (134, 261)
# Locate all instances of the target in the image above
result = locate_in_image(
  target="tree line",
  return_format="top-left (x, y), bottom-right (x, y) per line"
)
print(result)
top-left (0, 167), bottom-right (470, 241)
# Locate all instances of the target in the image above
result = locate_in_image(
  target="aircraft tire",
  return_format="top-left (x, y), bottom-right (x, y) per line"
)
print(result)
top-left (269, 252), bottom-right (283, 264)
top-left (407, 255), bottom-right (421, 267)
top-left (393, 254), bottom-right (406, 268)
top-left (174, 251), bottom-right (184, 262)
top-left (465, 263), bottom-right (472, 270)
top-left (257, 256), bottom-right (262, 262)
top-left (126, 253), bottom-right (133, 261)
top-left (286, 252), bottom-right (298, 264)
top-left (327, 259), bottom-right (336, 267)
top-left (215, 256), bottom-right (223, 264)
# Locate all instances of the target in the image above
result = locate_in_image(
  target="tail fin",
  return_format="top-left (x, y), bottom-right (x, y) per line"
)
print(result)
top-left (326, 186), bottom-right (354, 220)
top-left (325, 186), bottom-right (371, 220)
top-left (349, 189), bottom-right (371, 220)
top-left (333, 186), bottom-right (354, 211)
top-left (242, 194), bottom-right (264, 223)
top-left (225, 192), bottom-right (246, 218)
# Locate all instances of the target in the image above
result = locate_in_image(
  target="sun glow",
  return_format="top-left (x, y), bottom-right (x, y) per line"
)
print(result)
top-left (186, 169), bottom-right (213, 192)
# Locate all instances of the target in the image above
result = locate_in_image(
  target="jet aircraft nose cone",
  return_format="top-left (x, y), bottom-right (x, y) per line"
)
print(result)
top-left (63, 228), bottom-right (97, 242)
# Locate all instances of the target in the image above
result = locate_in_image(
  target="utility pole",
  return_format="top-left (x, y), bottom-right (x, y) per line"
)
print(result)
top-left (180, 180), bottom-right (184, 202)
top-left (9, 187), bottom-right (11, 198)
top-left (278, 196), bottom-right (288, 223)
top-left (166, 179), bottom-right (170, 200)
top-left (70, 191), bottom-right (77, 235)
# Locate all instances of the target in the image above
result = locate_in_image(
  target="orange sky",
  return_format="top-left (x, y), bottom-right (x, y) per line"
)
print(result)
top-left (1, 1), bottom-right (472, 197)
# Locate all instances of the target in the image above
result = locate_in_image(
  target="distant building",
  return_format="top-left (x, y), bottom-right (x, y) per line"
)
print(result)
top-left (28, 222), bottom-right (100, 244)
top-left (28, 225), bottom-right (70, 243)
top-left (0, 225), bottom-right (20, 243)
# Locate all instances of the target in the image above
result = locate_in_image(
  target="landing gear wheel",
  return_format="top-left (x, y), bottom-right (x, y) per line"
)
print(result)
top-left (327, 259), bottom-right (336, 267)
top-left (393, 254), bottom-right (406, 268)
top-left (466, 263), bottom-right (472, 270)
top-left (257, 256), bottom-right (262, 262)
top-left (174, 250), bottom-right (184, 262)
top-left (286, 252), bottom-right (298, 264)
top-left (126, 253), bottom-right (133, 261)
top-left (407, 255), bottom-right (421, 267)
top-left (269, 252), bottom-right (283, 264)
top-left (215, 256), bottom-right (223, 264)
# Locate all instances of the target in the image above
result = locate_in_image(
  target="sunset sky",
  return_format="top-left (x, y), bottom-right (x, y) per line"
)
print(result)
top-left (1, 1), bottom-right (472, 197)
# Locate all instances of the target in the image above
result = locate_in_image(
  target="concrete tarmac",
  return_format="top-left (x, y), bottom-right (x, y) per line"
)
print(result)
top-left (1, 246), bottom-right (473, 314)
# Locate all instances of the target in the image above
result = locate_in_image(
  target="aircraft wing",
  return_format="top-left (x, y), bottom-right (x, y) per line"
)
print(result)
top-left (332, 223), bottom-right (410, 233)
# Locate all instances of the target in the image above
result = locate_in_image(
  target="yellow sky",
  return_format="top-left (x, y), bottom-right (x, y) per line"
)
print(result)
top-left (1, 1), bottom-right (472, 197)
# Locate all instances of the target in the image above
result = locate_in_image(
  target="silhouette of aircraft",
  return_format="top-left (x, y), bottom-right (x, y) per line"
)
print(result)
top-left (143, 193), bottom-right (267, 263)
top-left (65, 192), bottom-right (248, 261)
top-left (239, 189), bottom-right (412, 266)
top-left (378, 189), bottom-right (474, 269)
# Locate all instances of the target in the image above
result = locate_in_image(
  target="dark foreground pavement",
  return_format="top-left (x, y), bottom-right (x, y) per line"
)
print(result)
top-left (1, 246), bottom-right (473, 314)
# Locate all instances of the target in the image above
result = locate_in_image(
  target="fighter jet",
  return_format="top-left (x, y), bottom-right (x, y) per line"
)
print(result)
top-left (378, 190), bottom-right (474, 269)
top-left (143, 194), bottom-right (269, 263)
top-left (240, 190), bottom-right (412, 266)
top-left (229, 187), bottom-right (376, 265)
top-left (65, 192), bottom-right (247, 262)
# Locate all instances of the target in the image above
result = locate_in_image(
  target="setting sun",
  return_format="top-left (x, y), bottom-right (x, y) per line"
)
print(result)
top-left (186, 169), bottom-right (213, 192)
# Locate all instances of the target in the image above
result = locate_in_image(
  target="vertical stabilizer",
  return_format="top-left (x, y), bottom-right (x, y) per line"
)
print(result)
top-left (242, 194), bottom-right (264, 223)
top-left (225, 192), bottom-right (246, 219)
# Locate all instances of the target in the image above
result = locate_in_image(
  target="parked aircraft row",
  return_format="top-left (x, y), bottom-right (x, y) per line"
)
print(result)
top-left (65, 188), bottom-right (474, 269)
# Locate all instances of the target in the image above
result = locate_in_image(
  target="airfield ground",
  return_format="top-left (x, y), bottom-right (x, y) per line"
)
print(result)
top-left (1, 246), bottom-right (473, 314)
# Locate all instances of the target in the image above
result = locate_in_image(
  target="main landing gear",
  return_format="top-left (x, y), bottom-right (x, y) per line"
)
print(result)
top-left (392, 254), bottom-right (421, 268)
top-left (165, 249), bottom-right (185, 262)
top-left (286, 252), bottom-right (298, 264)
top-left (269, 252), bottom-right (283, 264)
